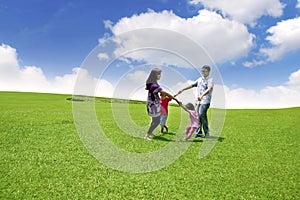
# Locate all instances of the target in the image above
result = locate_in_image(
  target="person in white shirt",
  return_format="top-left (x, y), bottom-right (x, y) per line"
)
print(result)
top-left (175, 65), bottom-right (214, 138)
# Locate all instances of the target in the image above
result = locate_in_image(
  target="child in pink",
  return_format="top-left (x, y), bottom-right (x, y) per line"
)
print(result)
top-left (180, 102), bottom-right (200, 142)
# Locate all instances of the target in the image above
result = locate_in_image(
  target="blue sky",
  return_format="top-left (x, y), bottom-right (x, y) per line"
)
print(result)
top-left (0, 0), bottom-right (300, 108)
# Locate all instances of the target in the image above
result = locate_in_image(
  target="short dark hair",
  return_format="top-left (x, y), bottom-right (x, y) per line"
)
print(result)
top-left (202, 65), bottom-right (211, 72)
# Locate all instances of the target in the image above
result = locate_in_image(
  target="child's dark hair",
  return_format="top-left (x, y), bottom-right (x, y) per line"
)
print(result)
top-left (185, 103), bottom-right (195, 110)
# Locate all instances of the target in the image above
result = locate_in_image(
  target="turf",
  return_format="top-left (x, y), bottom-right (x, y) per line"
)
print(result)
top-left (0, 92), bottom-right (299, 199)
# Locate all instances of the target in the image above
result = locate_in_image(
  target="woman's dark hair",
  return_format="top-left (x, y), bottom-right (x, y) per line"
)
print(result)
top-left (185, 103), bottom-right (195, 111)
top-left (145, 68), bottom-right (161, 90)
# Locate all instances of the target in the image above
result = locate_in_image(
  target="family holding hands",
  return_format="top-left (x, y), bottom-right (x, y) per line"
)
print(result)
top-left (145, 65), bottom-right (214, 142)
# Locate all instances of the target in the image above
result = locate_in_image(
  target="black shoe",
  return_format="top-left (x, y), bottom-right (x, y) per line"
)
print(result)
top-left (195, 134), bottom-right (204, 138)
top-left (164, 125), bottom-right (168, 133)
top-left (160, 127), bottom-right (164, 134)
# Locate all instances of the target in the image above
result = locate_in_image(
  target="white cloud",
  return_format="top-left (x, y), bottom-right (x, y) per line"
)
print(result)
top-left (98, 33), bottom-right (111, 46)
top-left (0, 44), bottom-right (19, 71)
top-left (286, 68), bottom-right (300, 88)
top-left (1, 44), bottom-right (299, 109)
top-left (0, 44), bottom-right (50, 92)
top-left (297, 0), bottom-right (300, 9)
top-left (170, 80), bottom-right (197, 103)
top-left (189, 0), bottom-right (285, 25)
top-left (97, 52), bottom-right (110, 60)
top-left (106, 9), bottom-right (254, 66)
top-left (130, 87), bottom-right (148, 101)
top-left (103, 20), bottom-right (113, 30)
top-left (260, 17), bottom-right (300, 62)
top-left (126, 70), bottom-right (149, 83)
top-left (243, 60), bottom-right (266, 68)
top-left (94, 79), bottom-right (114, 97)
top-left (224, 69), bottom-right (300, 108)
top-left (0, 44), bottom-right (113, 97)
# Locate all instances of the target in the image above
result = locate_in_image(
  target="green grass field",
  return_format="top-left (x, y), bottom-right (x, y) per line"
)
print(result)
top-left (0, 92), bottom-right (299, 199)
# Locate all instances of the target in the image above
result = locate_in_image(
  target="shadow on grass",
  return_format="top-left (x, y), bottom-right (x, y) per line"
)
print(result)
top-left (152, 134), bottom-right (225, 143)
top-left (208, 136), bottom-right (225, 142)
top-left (152, 134), bottom-right (175, 142)
top-left (217, 136), bottom-right (225, 142)
top-left (160, 131), bottom-right (175, 135)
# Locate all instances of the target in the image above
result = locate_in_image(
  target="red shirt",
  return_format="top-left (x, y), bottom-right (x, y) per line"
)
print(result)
top-left (160, 96), bottom-right (172, 115)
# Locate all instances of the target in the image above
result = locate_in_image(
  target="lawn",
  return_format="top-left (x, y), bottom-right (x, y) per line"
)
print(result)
top-left (0, 92), bottom-right (299, 199)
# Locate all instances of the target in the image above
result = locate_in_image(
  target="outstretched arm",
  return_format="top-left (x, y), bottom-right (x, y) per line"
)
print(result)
top-left (172, 96), bottom-right (181, 105)
top-left (177, 101), bottom-right (191, 113)
top-left (160, 90), bottom-right (181, 105)
top-left (174, 84), bottom-right (194, 97)
top-left (180, 103), bottom-right (190, 113)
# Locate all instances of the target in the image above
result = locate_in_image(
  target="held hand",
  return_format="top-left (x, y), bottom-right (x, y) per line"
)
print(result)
top-left (173, 97), bottom-right (181, 106)
top-left (174, 90), bottom-right (182, 97)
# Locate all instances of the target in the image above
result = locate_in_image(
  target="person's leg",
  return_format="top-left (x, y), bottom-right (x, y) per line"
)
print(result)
top-left (146, 116), bottom-right (161, 140)
top-left (164, 125), bottom-right (168, 133)
top-left (160, 115), bottom-right (167, 134)
top-left (185, 125), bottom-right (191, 135)
top-left (160, 125), bottom-right (164, 133)
top-left (195, 104), bottom-right (204, 138)
top-left (164, 114), bottom-right (168, 133)
top-left (186, 127), bottom-right (196, 139)
top-left (182, 125), bottom-right (191, 142)
top-left (160, 115), bottom-right (164, 133)
top-left (201, 104), bottom-right (210, 137)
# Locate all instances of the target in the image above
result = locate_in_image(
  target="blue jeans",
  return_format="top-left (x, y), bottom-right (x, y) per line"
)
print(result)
top-left (196, 103), bottom-right (210, 136)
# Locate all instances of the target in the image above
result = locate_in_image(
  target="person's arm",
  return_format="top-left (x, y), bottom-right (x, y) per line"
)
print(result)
top-left (179, 103), bottom-right (190, 113)
top-left (160, 90), bottom-right (181, 105)
top-left (199, 78), bottom-right (214, 100)
top-left (174, 83), bottom-right (196, 97)
top-left (195, 101), bottom-right (200, 110)
top-left (197, 84), bottom-right (213, 101)
top-left (171, 96), bottom-right (181, 105)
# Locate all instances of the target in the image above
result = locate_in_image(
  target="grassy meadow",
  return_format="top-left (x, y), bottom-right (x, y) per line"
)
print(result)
top-left (0, 92), bottom-right (299, 199)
